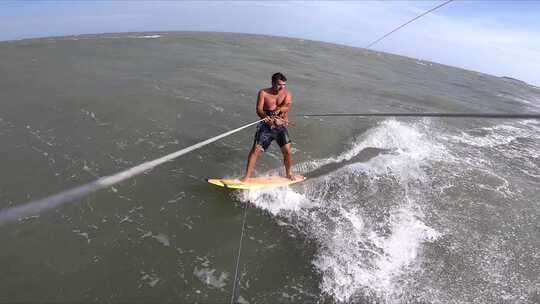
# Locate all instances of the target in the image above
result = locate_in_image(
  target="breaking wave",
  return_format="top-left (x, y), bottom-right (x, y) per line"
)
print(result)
top-left (237, 120), bottom-right (447, 302)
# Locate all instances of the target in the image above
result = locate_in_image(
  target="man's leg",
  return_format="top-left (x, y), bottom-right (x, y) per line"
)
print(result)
top-left (240, 143), bottom-right (264, 181)
top-left (280, 143), bottom-right (293, 179)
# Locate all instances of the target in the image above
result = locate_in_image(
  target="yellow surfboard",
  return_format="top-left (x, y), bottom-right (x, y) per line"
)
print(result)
top-left (207, 175), bottom-right (305, 190)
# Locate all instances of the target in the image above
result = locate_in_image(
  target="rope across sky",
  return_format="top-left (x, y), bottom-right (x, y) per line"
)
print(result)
top-left (365, 0), bottom-right (455, 49)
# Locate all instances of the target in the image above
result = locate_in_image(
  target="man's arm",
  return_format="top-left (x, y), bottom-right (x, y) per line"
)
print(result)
top-left (273, 92), bottom-right (292, 127)
top-left (256, 90), bottom-right (267, 119)
top-left (256, 90), bottom-right (273, 125)
top-left (277, 92), bottom-right (293, 119)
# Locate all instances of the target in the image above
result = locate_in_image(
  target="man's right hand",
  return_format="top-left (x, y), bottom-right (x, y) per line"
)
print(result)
top-left (263, 116), bottom-right (274, 125)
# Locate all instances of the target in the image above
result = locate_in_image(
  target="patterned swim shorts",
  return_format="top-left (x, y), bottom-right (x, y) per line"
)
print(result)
top-left (253, 122), bottom-right (291, 151)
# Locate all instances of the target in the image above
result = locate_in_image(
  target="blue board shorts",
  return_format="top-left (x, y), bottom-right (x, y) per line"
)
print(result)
top-left (254, 122), bottom-right (291, 151)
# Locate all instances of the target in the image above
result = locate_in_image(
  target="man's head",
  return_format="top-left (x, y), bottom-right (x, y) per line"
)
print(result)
top-left (271, 72), bottom-right (287, 92)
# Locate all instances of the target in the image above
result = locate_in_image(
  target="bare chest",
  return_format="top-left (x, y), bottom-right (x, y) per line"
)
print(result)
top-left (263, 93), bottom-right (286, 109)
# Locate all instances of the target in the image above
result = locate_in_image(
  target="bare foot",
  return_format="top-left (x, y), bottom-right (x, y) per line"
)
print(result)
top-left (286, 174), bottom-right (296, 181)
top-left (239, 176), bottom-right (250, 182)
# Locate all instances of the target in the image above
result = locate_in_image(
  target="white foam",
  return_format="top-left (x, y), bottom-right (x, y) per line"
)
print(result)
top-left (236, 119), bottom-right (445, 302)
top-left (131, 35), bottom-right (162, 39)
top-left (139, 229), bottom-right (171, 247)
top-left (237, 295), bottom-right (250, 304)
top-left (314, 207), bottom-right (440, 302)
top-left (193, 267), bottom-right (229, 289)
top-left (210, 104), bottom-right (225, 113)
top-left (441, 122), bottom-right (540, 150)
top-left (139, 270), bottom-right (160, 287)
top-left (151, 233), bottom-right (170, 247)
top-left (286, 119), bottom-right (449, 182)
top-left (338, 120), bottom-right (446, 162)
top-left (237, 186), bottom-right (314, 215)
top-left (72, 229), bottom-right (91, 243)
top-left (336, 120), bottom-right (450, 185)
top-left (496, 92), bottom-right (537, 106)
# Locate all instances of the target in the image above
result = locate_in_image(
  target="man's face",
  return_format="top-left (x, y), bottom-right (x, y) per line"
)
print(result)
top-left (272, 80), bottom-right (286, 91)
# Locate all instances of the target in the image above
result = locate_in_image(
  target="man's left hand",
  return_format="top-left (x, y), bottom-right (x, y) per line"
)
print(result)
top-left (273, 117), bottom-right (288, 127)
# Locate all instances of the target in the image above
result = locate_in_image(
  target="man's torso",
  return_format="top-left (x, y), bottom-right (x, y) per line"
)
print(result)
top-left (261, 88), bottom-right (289, 111)
top-left (253, 87), bottom-right (292, 149)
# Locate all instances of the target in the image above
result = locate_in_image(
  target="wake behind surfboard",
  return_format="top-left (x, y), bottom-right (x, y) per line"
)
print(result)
top-left (207, 175), bottom-right (305, 190)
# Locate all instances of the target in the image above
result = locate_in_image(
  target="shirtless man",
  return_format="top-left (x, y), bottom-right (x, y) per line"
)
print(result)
top-left (240, 72), bottom-right (297, 181)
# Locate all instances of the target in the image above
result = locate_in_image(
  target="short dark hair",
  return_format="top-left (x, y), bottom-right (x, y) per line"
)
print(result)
top-left (271, 72), bottom-right (287, 83)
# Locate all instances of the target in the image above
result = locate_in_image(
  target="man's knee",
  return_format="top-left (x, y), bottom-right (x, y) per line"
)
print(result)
top-left (252, 144), bottom-right (264, 155)
top-left (280, 144), bottom-right (292, 156)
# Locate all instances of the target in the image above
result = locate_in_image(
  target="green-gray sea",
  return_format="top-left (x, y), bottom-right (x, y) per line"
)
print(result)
top-left (1, 32), bottom-right (539, 303)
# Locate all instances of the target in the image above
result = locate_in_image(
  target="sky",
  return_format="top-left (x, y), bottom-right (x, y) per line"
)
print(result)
top-left (1, 1), bottom-right (539, 86)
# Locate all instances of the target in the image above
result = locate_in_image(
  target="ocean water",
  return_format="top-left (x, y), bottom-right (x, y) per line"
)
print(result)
top-left (0, 32), bottom-right (539, 303)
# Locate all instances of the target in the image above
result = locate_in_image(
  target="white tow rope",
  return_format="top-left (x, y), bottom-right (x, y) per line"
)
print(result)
top-left (0, 119), bottom-right (263, 226)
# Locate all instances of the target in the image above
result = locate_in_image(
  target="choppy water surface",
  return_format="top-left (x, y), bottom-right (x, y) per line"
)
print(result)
top-left (0, 32), bottom-right (539, 303)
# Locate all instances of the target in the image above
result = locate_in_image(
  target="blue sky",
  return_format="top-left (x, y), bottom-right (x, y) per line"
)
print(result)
top-left (1, 1), bottom-right (539, 86)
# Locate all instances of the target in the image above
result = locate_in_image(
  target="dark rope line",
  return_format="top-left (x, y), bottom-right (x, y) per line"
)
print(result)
top-left (366, 0), bottom-right (455, 49)
top-left (295, 113), bottom-right (540, 119)
top-left (230, 201), bottom-right (249, 304)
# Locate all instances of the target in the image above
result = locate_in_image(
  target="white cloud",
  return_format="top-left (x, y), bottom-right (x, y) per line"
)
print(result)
top-left (2, 1), bottom-right (538, 85)
top-left (368, 6), bottom-right (540, 85)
